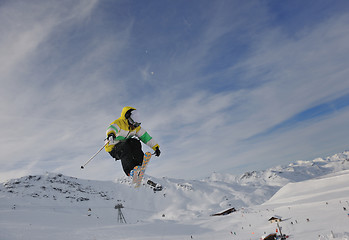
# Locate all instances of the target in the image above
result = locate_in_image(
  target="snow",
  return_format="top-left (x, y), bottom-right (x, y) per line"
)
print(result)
top-left (265, 170), bottom-right (349, 205)
top-left (1, 151), bottom-right (349, 239)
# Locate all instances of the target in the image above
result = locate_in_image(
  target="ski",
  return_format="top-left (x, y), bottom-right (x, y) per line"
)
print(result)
top-left (132, 152), bottom-right (152, 188)
top-left (147, 179), bottom-right (163, 192)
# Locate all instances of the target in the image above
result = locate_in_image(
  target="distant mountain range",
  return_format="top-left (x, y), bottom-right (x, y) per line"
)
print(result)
top-left (1, 151), bottom-right (348, 220)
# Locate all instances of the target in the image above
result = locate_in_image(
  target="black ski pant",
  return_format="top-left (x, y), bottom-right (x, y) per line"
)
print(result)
top-left (109, 138), bottom-right (144, 176)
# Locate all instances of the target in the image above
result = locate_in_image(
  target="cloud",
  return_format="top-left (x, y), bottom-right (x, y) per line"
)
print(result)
top-left (0, 0), bottom-right (105, 180)
top-left (228, 12), bottom-right (349, 133)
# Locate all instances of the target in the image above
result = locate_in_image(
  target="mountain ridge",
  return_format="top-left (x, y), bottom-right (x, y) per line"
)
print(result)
top-left (1, 151), bottom-right (348, 220)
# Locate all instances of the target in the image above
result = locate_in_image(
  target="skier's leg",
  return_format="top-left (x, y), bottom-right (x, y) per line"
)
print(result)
top-left (120, 150), bottom-right (135, 176)
top-left (120, 138), bottom-right (144, 176)
top-left (110, 138), bottom-right (144, 176)
top-left (127, 138), bottom-right (144, 166)
top-left (121, 159), bottom-right (133, 176)
top-left (109, 141), bottom-right (133, 175)
top-left (109, 146), bottom-right (119, 160)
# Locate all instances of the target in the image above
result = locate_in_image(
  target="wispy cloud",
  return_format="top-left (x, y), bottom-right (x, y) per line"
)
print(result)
top-left (144, 4), bottom-right (349, 178)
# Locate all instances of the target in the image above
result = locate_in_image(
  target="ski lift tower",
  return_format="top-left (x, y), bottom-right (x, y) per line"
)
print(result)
top-left (115, 204), bottom-right (127, 223)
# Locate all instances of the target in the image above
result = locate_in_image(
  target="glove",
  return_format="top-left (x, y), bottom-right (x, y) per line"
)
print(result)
top-left (154, 147), bottom-right (161, 157)
top-left (107, 133), bottom-right (116, 144)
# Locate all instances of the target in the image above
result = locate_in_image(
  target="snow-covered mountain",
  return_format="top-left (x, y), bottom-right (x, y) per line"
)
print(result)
top-left (209, 151), bottom-right (349, 185)
top-left (1, 151), bottom-right (349, 240)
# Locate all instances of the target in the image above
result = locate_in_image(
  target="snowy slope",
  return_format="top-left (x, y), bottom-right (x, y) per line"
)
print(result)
top-left (260, 170), bottom-right (349, 239)
top-left (205, 150), bottom-right (349, 205)
top-left (0, 151), bottom-right (349, 240)
top-left (265, 170), bottom-right (349, 205)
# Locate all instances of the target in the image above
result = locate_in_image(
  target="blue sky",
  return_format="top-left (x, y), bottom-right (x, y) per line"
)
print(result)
top-left (0, 0), bottom-right (349, 182)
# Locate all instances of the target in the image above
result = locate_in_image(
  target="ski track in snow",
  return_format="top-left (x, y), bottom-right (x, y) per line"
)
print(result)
top-left (0, 151), bottom-right (349, 240)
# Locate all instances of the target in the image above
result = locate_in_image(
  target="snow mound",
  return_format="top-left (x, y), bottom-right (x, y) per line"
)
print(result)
top-left (264, 170), bottom-right (349, 205)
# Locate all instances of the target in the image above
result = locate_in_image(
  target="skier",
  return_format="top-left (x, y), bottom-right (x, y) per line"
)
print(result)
top-left (105, 106), bottom-right (161, 176)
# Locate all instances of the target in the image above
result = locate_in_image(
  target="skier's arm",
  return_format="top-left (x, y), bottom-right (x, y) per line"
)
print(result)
top-left (105, 123), bottom-right (124, 152)
top-left (106, 122), bottom-right (127, 141)
top-left (136, 127), bottom-right (160, 151)
top-left (106, 124), bottom-right (118, 138)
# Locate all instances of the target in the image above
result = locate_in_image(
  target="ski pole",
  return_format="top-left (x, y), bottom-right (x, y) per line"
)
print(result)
top-left (81, 140), bottom-right (109, 169)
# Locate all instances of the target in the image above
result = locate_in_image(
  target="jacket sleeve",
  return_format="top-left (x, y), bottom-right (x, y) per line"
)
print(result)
top-left (136, 127), bottom-right (159, 151)
top-left (106, 123), bottom-right (118, 137)
top-left (106, 119), bottom-right (129, 139)
top-left (105, 121), bottom-right (125, 152)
